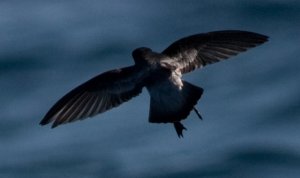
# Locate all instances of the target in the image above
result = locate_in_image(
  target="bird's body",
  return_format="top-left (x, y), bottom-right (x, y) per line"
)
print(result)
top-left (40, 30), bottom-right (268, 137)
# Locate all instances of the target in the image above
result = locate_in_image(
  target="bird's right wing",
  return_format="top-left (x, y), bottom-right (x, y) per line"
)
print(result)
top-left (161, 30), bottom-right (268, 73)
top-left (40, 66), bottom-right (144, 128)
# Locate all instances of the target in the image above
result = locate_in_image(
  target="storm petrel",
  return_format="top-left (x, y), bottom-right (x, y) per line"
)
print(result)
top-left (40, 30), bottom-right (268, 137)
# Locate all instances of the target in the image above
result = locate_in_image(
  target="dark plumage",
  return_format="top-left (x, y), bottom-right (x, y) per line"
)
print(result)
top-left (40, 30), bottom-right (268, 137)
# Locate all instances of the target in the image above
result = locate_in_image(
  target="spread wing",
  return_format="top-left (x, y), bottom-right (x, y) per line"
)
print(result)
top-left (161, 30), bottom-right (268, 73)
top-left (40, 66), bottom-right (144, 128)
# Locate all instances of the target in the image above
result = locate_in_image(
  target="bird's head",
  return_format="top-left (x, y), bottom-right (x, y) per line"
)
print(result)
top-left (132, 47), bottom-right (152, 65)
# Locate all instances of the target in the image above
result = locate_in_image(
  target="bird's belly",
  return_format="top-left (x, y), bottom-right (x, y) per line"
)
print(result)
top-left (144, 68), bottom-right (171, 88)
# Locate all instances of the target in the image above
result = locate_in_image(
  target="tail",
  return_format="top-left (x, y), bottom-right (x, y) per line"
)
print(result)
top-left (147, 80), bottom-right (203, 137)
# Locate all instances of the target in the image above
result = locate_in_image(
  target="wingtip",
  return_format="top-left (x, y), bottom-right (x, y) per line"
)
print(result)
top-left (39, 118), bottom-right (48, 126)
top-left (255, 32), bottom-right (269, 44)
top-left (51, 121), bottom-right (60, 128)
top-left (39, 115), bottom-right (53, 126)
top-left (265, 35), bottom-right (270, 40)
top-left (51, 124), bottom-right (58, 129)
top-left (260, 34), bottom-right (269, 43)
top-left (39, 116), bottom-right (58, 128)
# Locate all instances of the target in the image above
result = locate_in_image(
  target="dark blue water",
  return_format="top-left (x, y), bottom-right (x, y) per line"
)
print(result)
top-left (1, 1), bottom-right (300, 177)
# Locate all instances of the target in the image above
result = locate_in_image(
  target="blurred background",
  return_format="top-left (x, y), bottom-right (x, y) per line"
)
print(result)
top-left (1, 0), bottom-right (300, 177)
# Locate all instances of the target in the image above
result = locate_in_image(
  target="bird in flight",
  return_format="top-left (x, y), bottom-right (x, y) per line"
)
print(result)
top-left (40, 30), bottom-right (268, 137)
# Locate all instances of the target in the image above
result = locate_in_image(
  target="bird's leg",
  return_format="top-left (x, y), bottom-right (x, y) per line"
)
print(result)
top-left (193, 107), bottom-right (203, 120)
top-left (173, 122), bottom-right (187, 138)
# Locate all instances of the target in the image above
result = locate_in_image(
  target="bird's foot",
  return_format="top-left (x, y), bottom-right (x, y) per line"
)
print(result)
top-left (193, 107), bottom-right (203, 120)
top-left (174, 122), bottom-right (187, 138)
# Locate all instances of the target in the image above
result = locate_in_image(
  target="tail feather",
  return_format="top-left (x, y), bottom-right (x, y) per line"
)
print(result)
top-left (148, 80), bottom-right (203, 123)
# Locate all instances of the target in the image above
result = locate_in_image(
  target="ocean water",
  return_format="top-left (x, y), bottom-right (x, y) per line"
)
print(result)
top-left (1, 0), bottom-right (300, 177)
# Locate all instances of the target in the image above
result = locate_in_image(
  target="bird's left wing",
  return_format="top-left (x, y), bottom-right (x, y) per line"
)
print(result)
top-left (161, 30), bottom-right (268, 73)
top-left (40, 66), bottom-right (144, 128)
